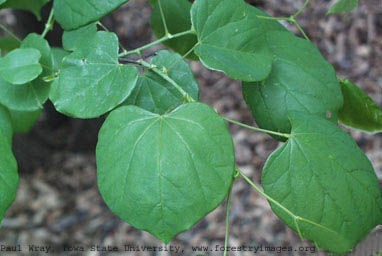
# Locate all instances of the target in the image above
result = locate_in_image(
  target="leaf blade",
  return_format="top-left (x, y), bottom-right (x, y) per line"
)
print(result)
top-left (338, 79), bottom-right (382, 133)
top-left (327, 0), bottom-right (358, 14)
top-left (0, 48), bottom-right (42, 85)
top-left (191, 0), bottom-right (285, 81)
top-left (262, 113), bottom-right (382, 253)
top-left (50, 31), bottom-right (139, 118)
top-left (97, 103), bottom-right (235, 243)
top-left (0, 34), bottom-right (52, 111)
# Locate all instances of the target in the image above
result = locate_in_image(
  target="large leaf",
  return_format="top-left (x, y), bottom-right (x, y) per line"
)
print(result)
top-left (0, 34), bottom-right (52, 111)
top-left (262, 113), bottom-right (382, 253)
top-left (124, 50), bottom-right (199, 114)
top-left (0, 48), bottom-right (42, 85)
top-left (50, 31), bottom-right (138, 118)
top-left (150, 0), bottom-right (198, 60)
top-left (0, 105), bottom-right (18, 224)
top-left (0, 0), bottom-right (50, 20)
top-left (54, 0), bottom-right (129, 30)
top-left (242, 31), bottom-right (342, 141)
top-left (0, 37), bottom-right (20, 53)
top-left (338, 79), bottom-right (382, 133)
top-left (97, 103), bottom-right (235, 243)
top-left (327, 0), bottom-right (358, 14)
top-left (191, 0), bottom-right (285, 82)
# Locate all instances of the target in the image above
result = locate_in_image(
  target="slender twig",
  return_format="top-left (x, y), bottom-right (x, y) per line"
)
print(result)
top-left (41, 9), bottom-right (55, 38)
top-left (119, 30), bottom-right (195, 58)
top-left (158, 0), bottom-right (169, 35)
top-left (223, 117), bottom-right (291, 139)
top-left (0, 24), bottom-right (21, 43)
top-left (257, 0), bottom-right (312, 41)
top-left (119, 58), bottom-right (140, 65)
top-left (223, 181), bottom-right (234, 256)
top-left (293, 20), bottom-right (310, 41)
top-left (292, 0), bottom-right (312, 18)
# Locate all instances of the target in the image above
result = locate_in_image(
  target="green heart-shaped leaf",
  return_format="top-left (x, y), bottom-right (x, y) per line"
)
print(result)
top-left (0, 48), bottom-right (42, 85)
top-left (50, 31), bottom-right (139, 118)
top-left (97, 103), bottom-right (235, 243)
top-left (262, 112), bottom-right (382, 253)
top-left (191, 0), bottom-right (285, 81)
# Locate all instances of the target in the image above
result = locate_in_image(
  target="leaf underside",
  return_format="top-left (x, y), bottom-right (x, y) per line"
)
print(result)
top-left (338, 79), bottom-right (382, 133)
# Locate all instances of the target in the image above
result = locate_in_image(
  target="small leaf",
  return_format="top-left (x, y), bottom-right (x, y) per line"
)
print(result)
top-left (327, 0), bottom-right (358, 14)
top-left (124, 50), bottom-right (199, 114)
top-left (242, 31), bottom-right (342, 141)
top-left (0, 0), bottom-right (50, 20)
top-left (338, 79), bottom-right (382, 133)
top-left (0, 37), bottom-right (20, 53)
top-left (62, 23), bottom-right (97, 51)
top-left (0, 48), bottom-right (42, 85)
top-left (150, 0), bottom-right (198, 60)
top-left (0, 105), bottom-right (18, 224)
top-left (97, 103), bottom-right (235, 243)
top-left (9, 108), bottom-right (41, 133)
top-left (54, 0), bottom-right (129, 30)
top-left (191, 0), bottom-right (285, 82)
top-left (262, 113), bottom-right (382, 253)
top-left (50, 31), bottom-right (139, 118)
top-left (0, 34), bottom-right (52, 111)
